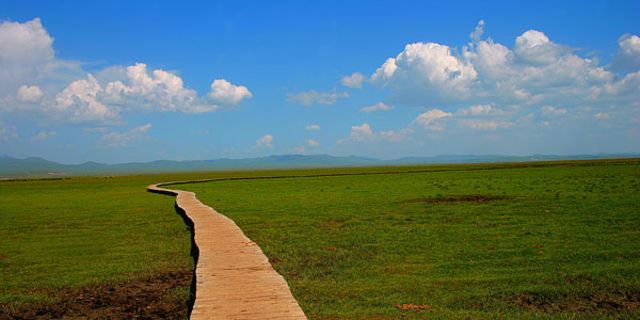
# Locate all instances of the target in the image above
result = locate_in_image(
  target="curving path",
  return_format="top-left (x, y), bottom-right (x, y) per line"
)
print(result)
top-left (148, 182), bottom-right (307, 320)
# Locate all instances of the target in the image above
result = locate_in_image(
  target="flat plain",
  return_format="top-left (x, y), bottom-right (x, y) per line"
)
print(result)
top-left (179, 159), bottom-right (640, 319)
top-left (1, 159), bottom-right (639, 319)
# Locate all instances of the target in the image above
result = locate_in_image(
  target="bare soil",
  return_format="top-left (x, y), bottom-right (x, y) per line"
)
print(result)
top-left (0, 270), bottom-right (191, 320)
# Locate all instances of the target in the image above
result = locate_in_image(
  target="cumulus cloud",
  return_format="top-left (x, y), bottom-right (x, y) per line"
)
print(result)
top-left (342, 109), bottom-right (451, 145)
top-left (208, 79), bottom-right (252, 105)
top-left (103, 63), bottom-right (250, 114)
top-left (342, 123), bottom-right (409, 144)
top-left (105, 63), bottom-right (198, 112)
top-left (305, 124), bottom-right (321, 131)
top-left (338, 23), bottom-right (639, 149)
top-left (17, 85), bottom-right (43, 103)
top-left (413, 109), bottom-right (452, 131)
top-left (361, 102), bottom-right (393, 113)
top-left (44, 63), bottom-right (253, 121)
top-left (513, 30), bottom-right (568, 65)
top-left (0, 18), bottom-right (53, 96)
top-left (101, 123), bottom-right (152, 147)
top-left (611, 34), bottom-right (640, 72)
top-left (255, 134), bottom-right (273, 148)
top-left (0, 19), bottom-right (252, 123)
top-left (339, 104), bottom-right (521, 147)
top-left (370, 20), bottom-right (637, 120)
top-left (55, 74), bottom-right (117, 122)
top-left (341, 72), bottom-right (366, 88)
top-left (371, 42), bottom-right (477, 103)
top-left (349, 123), bottom-right (374, 141)
top-left (341, 109), bottom-right (456, 146)
top-left (31, 130), bottom-right (56, 141)
top-left (287, 90), bottom-right (349, 106)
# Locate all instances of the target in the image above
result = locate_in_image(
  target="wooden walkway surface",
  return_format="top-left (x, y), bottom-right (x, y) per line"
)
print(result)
top-left (148, 183), bottom-right (307, 320)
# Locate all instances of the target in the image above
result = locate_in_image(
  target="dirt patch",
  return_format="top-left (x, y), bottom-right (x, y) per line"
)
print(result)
top-left (512, 290), bottom-right (640, 313)
top-left (0, 270), bottom-right (191, 320)
top-left (405, 194), bottom-right (509, 204)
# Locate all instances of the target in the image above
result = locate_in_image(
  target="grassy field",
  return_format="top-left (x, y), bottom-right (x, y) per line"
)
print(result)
top-left (177, 159), bottom-right (640, 319)
top-left (0, 173), bottom-right (205, 318)
top-left (0, 159), bottom-right (638, 319)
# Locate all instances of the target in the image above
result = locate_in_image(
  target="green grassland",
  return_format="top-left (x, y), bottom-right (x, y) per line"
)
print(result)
top-left (0, 159), bottom-right (639, 319)
top-left (178, 159), bottom-right (640, 319)
top-left (0, 173), bottom-right (207, 317)
top-left (0, 167), bottom-right (413, 317)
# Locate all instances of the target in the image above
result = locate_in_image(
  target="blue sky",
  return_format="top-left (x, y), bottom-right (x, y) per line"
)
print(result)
top-left (0, 0), bottom-right (639, 163)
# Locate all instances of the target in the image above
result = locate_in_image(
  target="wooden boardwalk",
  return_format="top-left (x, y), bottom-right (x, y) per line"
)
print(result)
top-left (148, 183), bottom-right (307, 320)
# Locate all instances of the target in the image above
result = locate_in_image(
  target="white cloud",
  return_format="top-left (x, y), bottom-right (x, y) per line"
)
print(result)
top-left (55, 75), bottom-right (118, 122)
top-left (361, 102), bottom-right (393, 113)
top-left (255, 134), bottom-right (273, 148)
top-left (541, 105), bottom-right (567, 115)
top-left (306, 139), bottom-right (319, 147)
top-left (413, 109), bottom-right (452, 131)
top-left (611, 34), bottom-right (640, 72)
top-left (604, 70), bottom-right (640, 96)
top-left (339, 122), bottom-right (410, 145)
top-left (339, 104), bottom-right (520, 147)
top-left (305, 124), bottom-right (321, 131)
top-left (513, 30), bottom-right (567, 65)
top-left (457, 104), bottom-right (502, 116)
top-left (371, 42), bottom-right (477, 104)
top-left (467, 29), bottom-right (617, 105)
top-left (208, 79), bottom-right (252, 105)
top-left (0, 18), bottom-right (53, 96)
top-left (287, 90), bottom-right (349, 106)
top-left (101, 123), bottom-right (152, 147)
top-left (103, 63), bottom-right (204, 113)
top-left (17, 85), bottom-right (43, 103)
top-left (370, 22), bottom-right (637, 121)
top-left (294, 146), bottom-right (305, 153)
top-left (350, 123), bottom-right (374, 141)
top-left (50, 63), bottom-right (253, 121)
top-left (31, 130), bottom-right (56, 141)
top-left (0, 19), bottom-right (252, 122)
top-left (341, 72), bottom-right (366, 88)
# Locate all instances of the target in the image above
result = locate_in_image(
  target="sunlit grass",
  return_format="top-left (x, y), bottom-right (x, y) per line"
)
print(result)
top-left (1, 159), bottom-right (638, 319)
top-left (180, 159), bottom-right (640, 319)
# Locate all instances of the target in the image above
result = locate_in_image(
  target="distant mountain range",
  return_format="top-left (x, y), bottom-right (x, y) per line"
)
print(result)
top-left (1, 153), bottom-right (638, 178)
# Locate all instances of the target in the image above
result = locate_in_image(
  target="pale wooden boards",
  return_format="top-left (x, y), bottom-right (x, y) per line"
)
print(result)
top-left (148, 183), bottom-right (307, 320)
